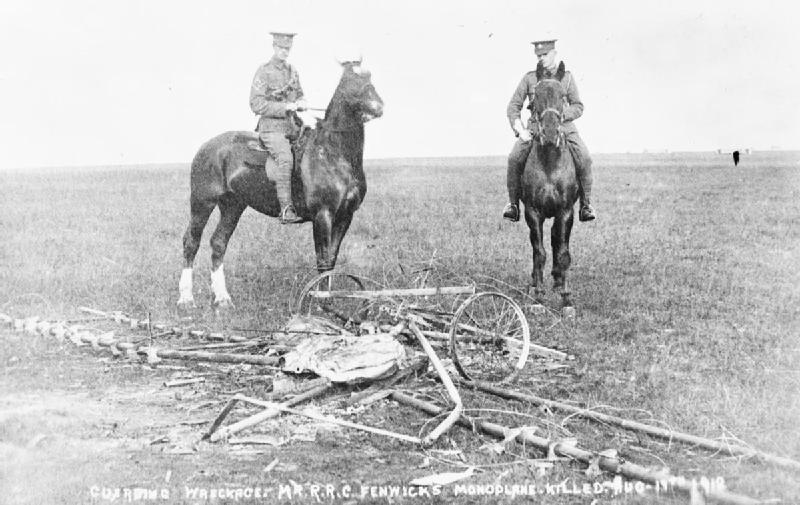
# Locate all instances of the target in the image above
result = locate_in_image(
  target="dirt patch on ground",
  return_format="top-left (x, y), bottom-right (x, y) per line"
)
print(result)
top-left (0, 341), bottom-right (441, 504)
top-left (0, 325), bottom-right (748, 505)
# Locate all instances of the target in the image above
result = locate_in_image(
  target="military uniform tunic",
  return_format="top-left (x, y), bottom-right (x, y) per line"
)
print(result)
top-left (249, 56), bottom-right (304, 212)
top-left (506, 69), bottom-right (583, 134)
top-left (505, 65), bottom-right (593, 205)
top-left (250, 56), bottom-right (305, 134)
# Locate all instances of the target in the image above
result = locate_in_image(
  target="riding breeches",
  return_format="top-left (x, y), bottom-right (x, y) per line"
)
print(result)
top-left (506, 131), bottom-right (593, 204)
top-left (259, 131), bottom-right (293, 208)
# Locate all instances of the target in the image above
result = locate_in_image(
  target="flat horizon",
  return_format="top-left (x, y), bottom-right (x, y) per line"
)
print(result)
top-left (2, 149), bottom-right (799, 172)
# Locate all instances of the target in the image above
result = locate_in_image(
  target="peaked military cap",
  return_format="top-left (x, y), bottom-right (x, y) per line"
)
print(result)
top-left (271, 32), bottom-right (296, 48)
top-left (532, 39), bottom-right (557, 56)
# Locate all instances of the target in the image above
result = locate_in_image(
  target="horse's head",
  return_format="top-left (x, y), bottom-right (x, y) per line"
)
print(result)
top-left (532, 61), bottom-right (566, 147)
top-left (332, 62), bottom-right (384, 123)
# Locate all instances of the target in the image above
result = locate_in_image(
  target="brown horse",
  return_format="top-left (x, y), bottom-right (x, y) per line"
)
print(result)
top-left (177, 63), bottom-right (383, 309)
top-left (521, 62), bottom-right (579, 308)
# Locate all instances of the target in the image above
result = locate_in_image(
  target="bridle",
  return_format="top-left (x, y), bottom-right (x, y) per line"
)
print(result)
top-left (538, 107), bottom-right (563, 122)
top-left (533, 79), bottom-right (565, 147)
top-left (534, 107), bottom-right (565, 147)
top-left (292, 82), bottom-right (381, 133)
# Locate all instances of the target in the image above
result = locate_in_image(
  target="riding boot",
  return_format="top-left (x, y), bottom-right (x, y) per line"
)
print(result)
top-left (576, 161), bottom-right (596, 222)
top-left (564, 131), bottom-right (596, 222)
top-left (504, 156), bottom-right (521, 222)
top-left (274, 165), bottom-right (303, 224)
top-left (503, 139), bottom-right (530, 222)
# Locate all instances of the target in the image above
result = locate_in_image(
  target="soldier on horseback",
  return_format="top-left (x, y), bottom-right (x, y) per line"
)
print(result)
top-left (502, 39), bottom-right (596, 223)
top-left (249, 31), bottom-right (307, 224)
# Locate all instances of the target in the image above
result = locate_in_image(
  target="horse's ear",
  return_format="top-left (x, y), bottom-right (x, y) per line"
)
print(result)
top-left (535, 61), bottom-right (544, 81)
top-left (555, 61), bottom-right (565, 81)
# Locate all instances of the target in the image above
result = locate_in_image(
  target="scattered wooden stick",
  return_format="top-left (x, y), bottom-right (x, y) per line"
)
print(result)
top-left (176, 342), bottom-right (255, 351)
top-left (237, 395), bottom-right (421, 444)
top-left (391, 392), bottom-right (761, 505)
top-left (407, 308), bottom-right (568, 361)
top-left (408, 321), bottom-right (462, 444)
top-left (139, 348), bottom-right (279, 366)
top-left (271, 377), bottom-right (332, 398)
top-left (164, 377), bottom-right (206, 387)
top-left (466, 381), bottom-right (800, 471)
top-left (208, 384), bottom-right (331, 442)
top-left (526, 343), bottom-right (569, 360)
top-left (202, 398), bottom-right (240, 440)
top-left (175, 342), bottom-right (291, 352)
top-left (305, 285), bottom-right (475, 300)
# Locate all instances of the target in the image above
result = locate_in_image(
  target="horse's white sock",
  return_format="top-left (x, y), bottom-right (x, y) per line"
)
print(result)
top-left (210, 265), bottom-right (231, 303)
top-left (178, 268), bottom-right (193, 302)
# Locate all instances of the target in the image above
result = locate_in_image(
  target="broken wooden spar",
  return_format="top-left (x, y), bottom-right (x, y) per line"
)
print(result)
top-left (235, 395), bottom-right (422, 444)
top-left (390, 392), bottom-right (760, 505)
top-left (139, 348), bottom-right (280, 366)
top-left (207, 384), bottom-right (331, 442)
top-left (408, 321), bottom-right (462, 444)
top-left (467, 381), bottom-right (800, 471)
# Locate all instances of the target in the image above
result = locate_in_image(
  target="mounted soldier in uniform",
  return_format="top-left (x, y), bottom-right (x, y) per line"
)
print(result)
top-left (503, 38), bottom-right (596, 223)
top-left (177, 36), bottom-right (384, 310)
top-left (249, 31), bottom-right (307, 224)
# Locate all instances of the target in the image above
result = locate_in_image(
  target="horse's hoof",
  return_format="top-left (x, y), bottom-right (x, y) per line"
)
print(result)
top-left (529, 289), bottom-right (546, 304)
top-left (561, 306), bottom-right (576, 320)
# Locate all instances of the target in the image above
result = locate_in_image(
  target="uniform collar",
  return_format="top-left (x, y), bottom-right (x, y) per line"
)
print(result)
top-left (269, 56), bottom-right (288, 69)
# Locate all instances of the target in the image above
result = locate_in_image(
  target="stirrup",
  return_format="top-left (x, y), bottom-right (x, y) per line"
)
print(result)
top-left (279, 205), bottom-right (303, 224)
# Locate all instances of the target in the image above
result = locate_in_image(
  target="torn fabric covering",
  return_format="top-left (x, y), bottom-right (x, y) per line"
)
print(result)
top-left (281, 333), bottom-right (408, 384)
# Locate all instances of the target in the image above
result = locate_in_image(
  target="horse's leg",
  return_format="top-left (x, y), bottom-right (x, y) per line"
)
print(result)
top-left (524, 208), bottom-right (546, 299)
top-left (552, 209), bottom-right (575, 308)
top-left (312, 208), bottom-right (335, 272)
top-left (178, 197), bottom-right (215, 308)
top-left (208, 195), bottom-right (247, 308)
top-left (326, 204), bottom-right (357, 270)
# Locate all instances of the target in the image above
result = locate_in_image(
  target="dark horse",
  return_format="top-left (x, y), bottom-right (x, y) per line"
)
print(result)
top-left (177, 63), bottom-right (383, 309)
top-left (521, 62), bottom-right (579, 309)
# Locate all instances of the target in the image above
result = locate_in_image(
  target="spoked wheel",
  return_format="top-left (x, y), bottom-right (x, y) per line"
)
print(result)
top-left (449, 292), bottom-right (531, 383)
top-left (294, 271), bottom-right (372, 329)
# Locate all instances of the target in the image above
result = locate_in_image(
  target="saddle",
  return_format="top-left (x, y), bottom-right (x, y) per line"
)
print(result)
top-left (245, 124), bottom-right (313, 173)
top-left (246, 113), bottom-right (314, 176)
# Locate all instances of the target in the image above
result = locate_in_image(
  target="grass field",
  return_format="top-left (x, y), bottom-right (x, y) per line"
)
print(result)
top-left (1, 150), bottom-right (799, 504)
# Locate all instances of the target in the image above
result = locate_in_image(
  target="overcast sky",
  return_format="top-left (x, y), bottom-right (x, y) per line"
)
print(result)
top-left (1, 0), bottom-right (798, 168)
